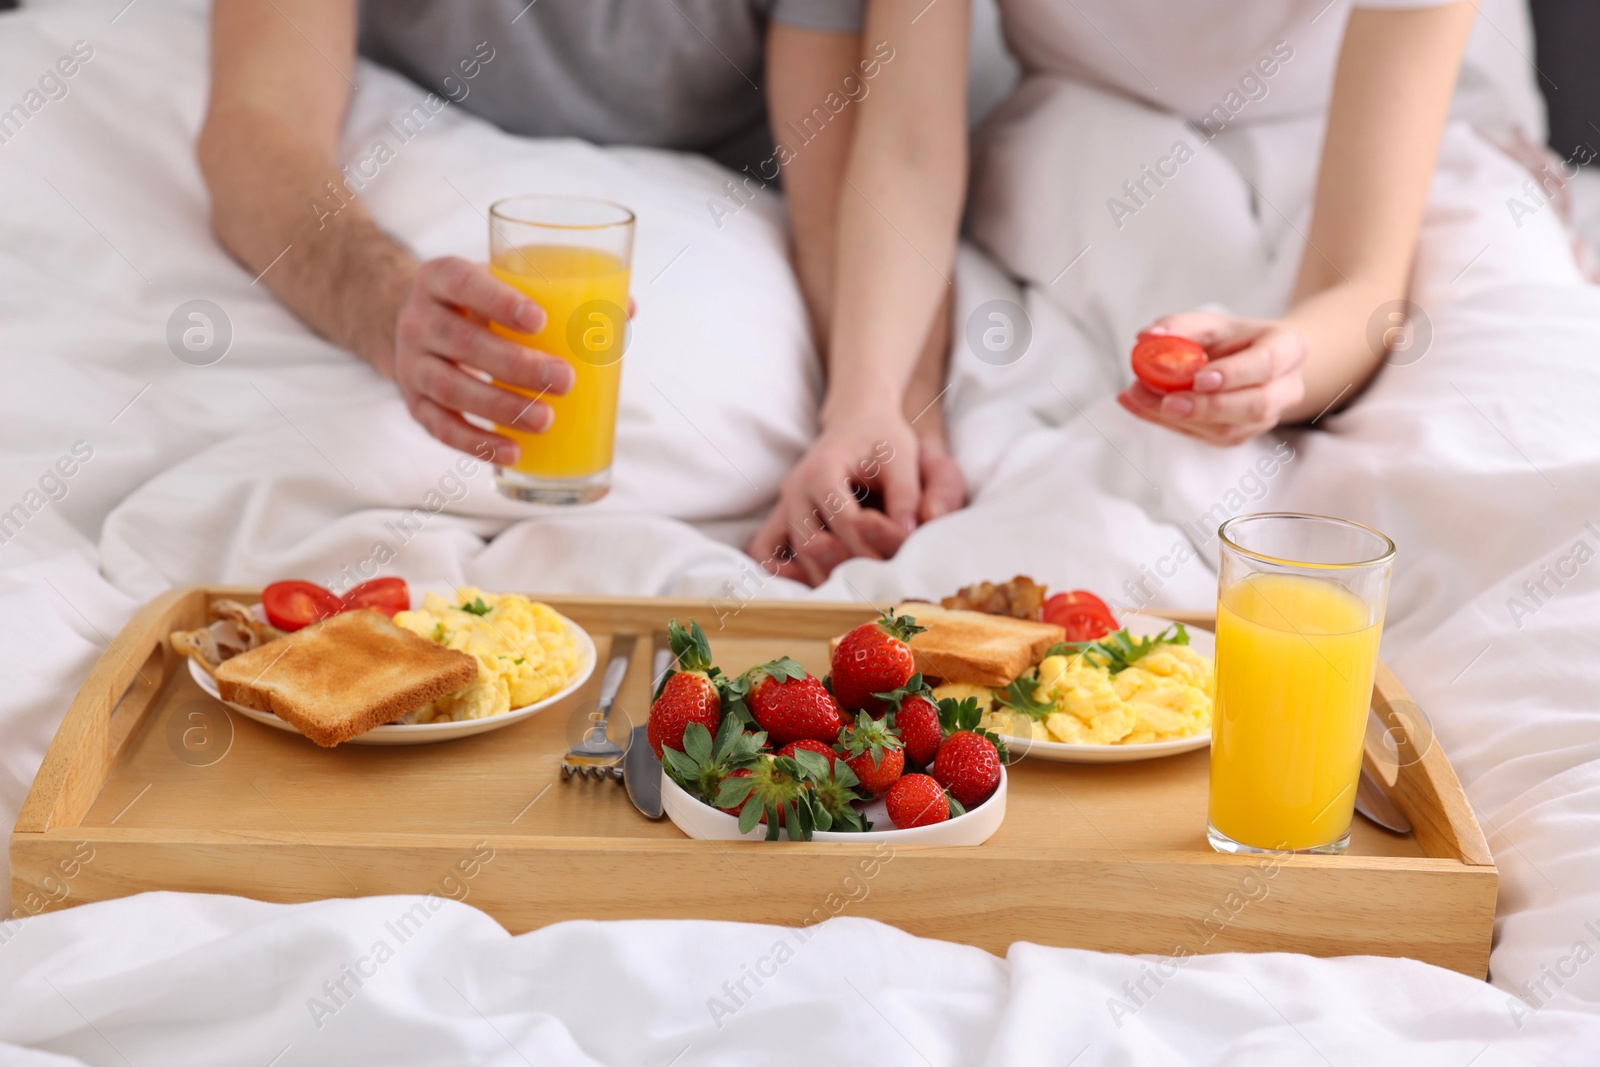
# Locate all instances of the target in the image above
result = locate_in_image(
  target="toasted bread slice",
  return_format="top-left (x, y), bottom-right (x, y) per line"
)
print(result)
top-left (891, 601), bottom-right (1065, 687)
top-left (214, 609), bottom-right (477, 747)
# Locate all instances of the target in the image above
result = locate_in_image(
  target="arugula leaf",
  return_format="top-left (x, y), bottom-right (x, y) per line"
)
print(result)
top-left (1045, 623), bottom-right (1190, 675)
top-left (995, 677), bottom-right (1054, 721)
top-left (457, 597), bottom-right (492, 617)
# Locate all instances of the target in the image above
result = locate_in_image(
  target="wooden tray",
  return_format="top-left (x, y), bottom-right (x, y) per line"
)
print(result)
top-left (12, 586), bottom-right (1497, 976)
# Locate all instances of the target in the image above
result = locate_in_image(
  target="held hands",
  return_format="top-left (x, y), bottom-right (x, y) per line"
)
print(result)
top-left (1117, 312), bottom-right (1308, 447)
top-left (745, 399), bottom-right (966, 586)
top-left (392, 256), bottom-right (574, 465)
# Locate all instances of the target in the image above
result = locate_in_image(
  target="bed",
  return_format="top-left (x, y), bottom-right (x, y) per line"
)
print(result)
top-left (3, 0), bottom-right (1599, 1062)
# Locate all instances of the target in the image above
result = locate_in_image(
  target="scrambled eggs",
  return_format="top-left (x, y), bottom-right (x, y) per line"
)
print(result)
top-left (939, 640), bottom-right (1213, 746)
top-left (394, 587), bottom-right (581, 723)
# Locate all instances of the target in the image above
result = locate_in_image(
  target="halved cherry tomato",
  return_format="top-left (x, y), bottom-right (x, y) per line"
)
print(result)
top-left (1131, 333), bottom-right (1209, 394)
top-left (261, 580), bottom-right (345, 632)
top-left (1042, 590), bottom-right (1118, 642)
top-left (342, 576), bottom-right (410, 618)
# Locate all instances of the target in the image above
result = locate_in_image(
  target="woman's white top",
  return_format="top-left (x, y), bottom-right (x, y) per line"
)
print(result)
top-left (995, 0), bottom-right (1464, 124)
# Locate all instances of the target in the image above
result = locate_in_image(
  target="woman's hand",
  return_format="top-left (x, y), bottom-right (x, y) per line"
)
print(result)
top-left (1117, 312), bottom-right (1308, 446)
top-left (745, 398), bottom-right (965, 586)
top-left (392, 256), bottom-right (575, 465)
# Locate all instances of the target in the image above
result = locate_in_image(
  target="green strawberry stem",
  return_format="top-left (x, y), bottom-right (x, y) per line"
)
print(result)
top-left (872, 673), bottom-right (935, 710)
top-left (655, 619), bottom-right (721, 702)
top-left (837, 710), bottom-right (903, 765)
top-left (745, 656), bottom-right (808, 684)
top-left (936, 695), bottom-right (987, 733)
top-left (710, 746), bottom-right (873, 841)
top-left (662, 717), bottom-right (766, 799)
top-left (878, 609), bottom-right (927, 643)
top-left (936, 696), bottom-right (1011, 764)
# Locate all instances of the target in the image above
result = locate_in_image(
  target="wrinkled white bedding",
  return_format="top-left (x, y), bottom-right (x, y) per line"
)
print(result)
top-left (3, 1), bottom-right (1600, 1062)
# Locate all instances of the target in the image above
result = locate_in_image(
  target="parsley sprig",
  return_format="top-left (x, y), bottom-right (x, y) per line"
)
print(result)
top-left (1045, 624), bottom-right (1190, 675)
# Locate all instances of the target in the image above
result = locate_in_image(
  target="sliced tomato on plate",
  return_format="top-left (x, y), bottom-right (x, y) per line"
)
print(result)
top-left (1042, 590), bottom-right (1118, 642)
top-left (1131, 333), bottom-right (1209, 394)
top-left (342, 576), bottom-right (410, 617)
top-left (261, 580), bottom-right (346, 632)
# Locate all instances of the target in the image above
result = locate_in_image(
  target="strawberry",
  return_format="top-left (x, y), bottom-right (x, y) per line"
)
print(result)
top-left (836, 711), bottom-right (905, 796)
top-left (715, 753), bottom-right (821, 840)
top-left (880, 674), bottom-right (941, 768)
top-left (885, 774), bottom-right (961, 829)
top-left (646, 620), bottom-right (722, 759)
top-left (661, 717), bottom-right (765, 805)
top-left (740, 658), bottom-right (843, 748)
top-left (931, 697), bottom-right (1009, 808)
top-left (894, 698), bottom-right (943, 768)
top-left (932, 733), bottom-right (1003, 808)
top-left (830, 610), bottom-right (926, 716)
top-left (778, 739), bottom-right (838, 770)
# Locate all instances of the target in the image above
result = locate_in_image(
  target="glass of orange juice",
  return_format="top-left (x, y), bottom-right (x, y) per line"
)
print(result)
top-left (487, 196), bottom-right (634, 504)
top-left (1207, 513), bottom-right (1396, 855)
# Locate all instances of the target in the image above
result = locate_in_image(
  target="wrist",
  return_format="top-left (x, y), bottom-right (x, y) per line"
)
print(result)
top-left (357, 254), bottom-right (419, 380)
top-left (818, 377), bottom-right (902, 430)
top-left (908, 402), bottom-right (948, 447)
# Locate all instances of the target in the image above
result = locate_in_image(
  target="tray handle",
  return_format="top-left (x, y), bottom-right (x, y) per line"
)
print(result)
top-left (14, 585), bottom-right (203, 834)
top-left (1365, 663), bottom-right (1493, 867)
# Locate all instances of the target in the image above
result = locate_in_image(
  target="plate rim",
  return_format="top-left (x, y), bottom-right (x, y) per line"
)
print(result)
top-left (186, 608), bottom-right (597, 742)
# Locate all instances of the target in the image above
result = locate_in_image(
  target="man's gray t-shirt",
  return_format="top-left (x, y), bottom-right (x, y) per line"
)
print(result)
top-left (359, 0), bottom-right (865, 176)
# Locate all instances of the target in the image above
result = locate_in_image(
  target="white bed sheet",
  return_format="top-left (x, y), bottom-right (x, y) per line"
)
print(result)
top-left (3, 1), bottom-right (1600, 1063)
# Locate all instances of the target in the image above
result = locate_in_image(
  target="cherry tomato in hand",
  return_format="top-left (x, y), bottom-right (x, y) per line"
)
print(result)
top-left (1131, 333), bottom-right (1209, 395)
top-left (1043, 590), bottom-right (1118, 642)
top-left (261, 580), bottom-right (345, 632)
top-left (342, 577), bottom-right (410, 617)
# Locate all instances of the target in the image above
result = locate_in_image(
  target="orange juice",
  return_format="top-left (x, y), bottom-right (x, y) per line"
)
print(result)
top-left (489, 244), bottom-right (630, 479)
top-left (1208, 573), bottom-right (1382, 851)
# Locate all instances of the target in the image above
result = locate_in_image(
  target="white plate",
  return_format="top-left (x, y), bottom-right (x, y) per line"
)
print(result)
top-left (188, 611), bottom-right (595, 746)
top-left (662, 765), bottom-right (1006, 844)
top-left (995, 613), bottom-right (1213, 764)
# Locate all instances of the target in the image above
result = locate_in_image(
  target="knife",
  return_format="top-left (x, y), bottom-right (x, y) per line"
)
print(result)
top-left (1354, 708), bottom-right (1412, 834)
top-left (1354, 763), bottom-right (1411, 834)
top-left (621, 646), bottom-right (673, 819)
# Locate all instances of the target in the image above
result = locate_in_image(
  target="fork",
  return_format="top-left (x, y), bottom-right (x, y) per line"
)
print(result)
top-left (561, 633), bottom-right (637, 781)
